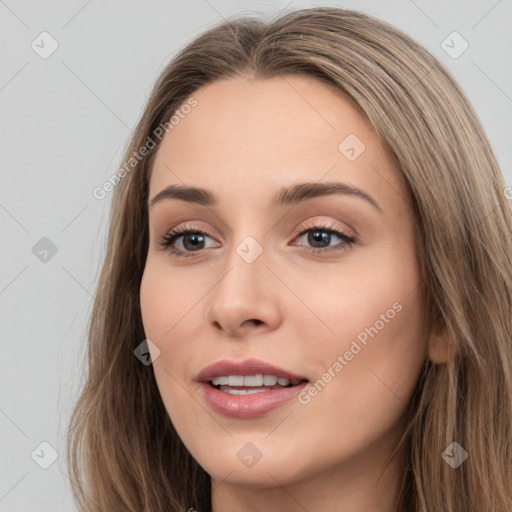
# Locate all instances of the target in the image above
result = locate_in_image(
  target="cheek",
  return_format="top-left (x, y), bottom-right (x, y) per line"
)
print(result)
top-left (139, 259), bottom-right (209, 390)
top-left (292, 244), bottom-right (427, 402)
top-left (140, 259), bottom-right (205, 342)
top-left (139, 264), bottom-right (199, 426)
top-left (305, 274), bottom-right (427, 419)
top-left (290, 283), bottom-right (427, 467)
top-left (288, 253), bottom-right (421, 349)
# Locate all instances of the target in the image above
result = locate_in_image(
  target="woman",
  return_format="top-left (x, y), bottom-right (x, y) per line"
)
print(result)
top-left (67, 7), bottom-right (512, 511)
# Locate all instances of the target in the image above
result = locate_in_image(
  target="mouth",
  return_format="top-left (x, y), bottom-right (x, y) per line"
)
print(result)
top-left (208, 374), bottom-right (308, 395)
top-left (196, 359), bottom-right (309, 418)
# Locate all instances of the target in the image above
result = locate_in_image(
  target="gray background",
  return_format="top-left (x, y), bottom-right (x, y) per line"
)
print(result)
top-left (1, 0), bottom-right (510, 510)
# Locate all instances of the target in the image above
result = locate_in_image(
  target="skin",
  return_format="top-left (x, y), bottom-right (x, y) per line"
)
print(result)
top-left (139, 74), bottom-right (450, 512)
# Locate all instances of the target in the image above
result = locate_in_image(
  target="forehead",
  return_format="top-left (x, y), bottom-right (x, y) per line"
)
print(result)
top-left (149, 74), bottom-right (405, 211)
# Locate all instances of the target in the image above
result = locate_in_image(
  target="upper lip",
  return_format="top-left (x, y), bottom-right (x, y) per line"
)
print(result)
top-left (196, 358), bottom-right (308, 383)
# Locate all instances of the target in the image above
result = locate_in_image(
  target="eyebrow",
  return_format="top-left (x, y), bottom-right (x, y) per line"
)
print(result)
top-left (149, 181), bottom-right (383, 213)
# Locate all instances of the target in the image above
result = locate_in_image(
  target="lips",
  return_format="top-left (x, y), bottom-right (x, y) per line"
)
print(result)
top-left (196, 358), bottom-right (309, 418)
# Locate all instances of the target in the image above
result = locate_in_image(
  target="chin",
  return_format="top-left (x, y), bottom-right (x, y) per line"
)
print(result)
top-left (205, 458), bottom-right (302, 489)
top-left (187, 438), bottom-right (312, 488)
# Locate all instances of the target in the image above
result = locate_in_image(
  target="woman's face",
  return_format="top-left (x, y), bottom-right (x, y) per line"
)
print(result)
top-left (140, 74), bottom-right (429, 501)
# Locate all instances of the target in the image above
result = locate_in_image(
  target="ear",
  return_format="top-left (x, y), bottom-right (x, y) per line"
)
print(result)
top-left (427, 321), bottom-right (457, 364)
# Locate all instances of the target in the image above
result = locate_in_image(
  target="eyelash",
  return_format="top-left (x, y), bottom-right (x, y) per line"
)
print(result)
top-left (158, 221), bottom-right (356, 259)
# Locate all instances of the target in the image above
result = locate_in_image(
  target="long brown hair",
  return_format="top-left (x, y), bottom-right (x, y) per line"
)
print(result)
top-left (67, 7), bottom-right (512, 511)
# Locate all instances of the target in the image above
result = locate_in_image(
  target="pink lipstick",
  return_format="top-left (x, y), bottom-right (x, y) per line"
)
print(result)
top-left (196, 359), bottom-right (308, 418)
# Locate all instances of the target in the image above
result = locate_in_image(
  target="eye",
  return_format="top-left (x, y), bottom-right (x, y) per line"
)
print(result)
top-left (158, 224), bottom-right (219, 258)
top-left (291, 221), bottom-right (356, 254)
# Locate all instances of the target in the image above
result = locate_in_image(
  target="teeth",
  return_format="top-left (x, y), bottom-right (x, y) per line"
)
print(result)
top-left (211, 374), bottom-right (301, 387)
top-left (263, 375), bottom-right (277, 386)
top-left (222, 388), bottom-right (269, 395)
top-left (212, 376), bottom-right (229, 385)
top-left (228, 376), bottom-right (244, 386)
top-left (244, 375), bottom-right (264, 386)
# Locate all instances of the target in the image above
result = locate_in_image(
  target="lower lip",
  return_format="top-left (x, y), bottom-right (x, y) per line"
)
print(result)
top-left (199, 382), bottom-right (308, 418)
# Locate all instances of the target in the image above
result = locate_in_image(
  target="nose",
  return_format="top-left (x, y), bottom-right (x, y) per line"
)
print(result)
top-left (205, 245), bottom-right (282, 339)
